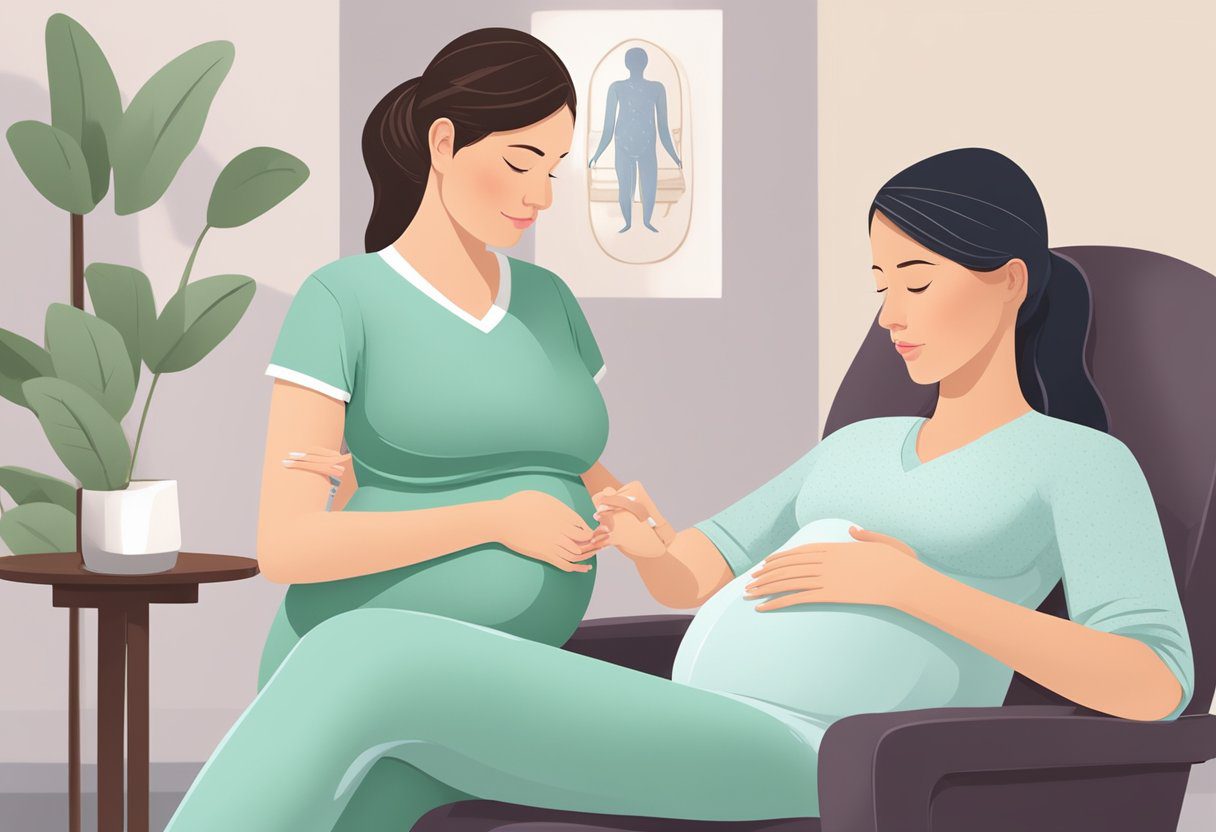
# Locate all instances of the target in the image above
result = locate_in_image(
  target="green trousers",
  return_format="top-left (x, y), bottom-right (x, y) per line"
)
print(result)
top-left (162, 607), bottom-right (821, 831)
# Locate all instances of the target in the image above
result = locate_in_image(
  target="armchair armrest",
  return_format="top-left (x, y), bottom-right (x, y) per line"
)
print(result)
top-left (560, 614), bottom-right (693, 679)
top-left (817, 705), bottom-right (1216, 832)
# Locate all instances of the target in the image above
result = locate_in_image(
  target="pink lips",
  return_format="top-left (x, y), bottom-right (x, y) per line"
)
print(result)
top-left (502, 212), bottom-right (534, 229)
top-left (894, 342), bottom-right (922, 357)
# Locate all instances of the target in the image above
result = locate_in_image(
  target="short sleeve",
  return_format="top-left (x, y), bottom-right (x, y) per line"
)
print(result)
top-left (265, 274), bottom-right (360, 402)
top-left (693, 443), bottom-right (821, 578)
top-left (552, 274), bottom-right (606, 384)
top-left (1047, 436), bottom-right (1194, 721)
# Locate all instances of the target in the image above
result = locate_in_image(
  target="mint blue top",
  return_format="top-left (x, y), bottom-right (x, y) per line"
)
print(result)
top-left (676, 410), bottom-right (1194, 749)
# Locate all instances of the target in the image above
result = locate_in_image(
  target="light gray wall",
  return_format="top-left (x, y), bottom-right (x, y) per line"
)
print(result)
top-left (0, 0), bottom-right (819, 773)
top-left (340, 0), bottom-right (821, 619)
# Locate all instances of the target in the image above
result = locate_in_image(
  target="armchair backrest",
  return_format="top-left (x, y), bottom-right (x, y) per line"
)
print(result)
top-left (822, 245), bottom-right (1216, 716)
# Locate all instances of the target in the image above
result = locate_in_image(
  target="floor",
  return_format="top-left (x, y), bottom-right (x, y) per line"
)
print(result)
top-left (1, 763), bottom-right (1214, 831)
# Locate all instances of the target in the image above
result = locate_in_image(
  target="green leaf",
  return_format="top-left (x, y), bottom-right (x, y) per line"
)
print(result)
top-left (0, 328), bottom-right (55, 409)
top-left (22, 377), bottom-right (131, 491)
top-left (147, 275), bottom-right (255, 373)
top-left (0, 502), bottom-right (77, 555)
top-left (207, 147), bottom-right (309, 228)
top-left (45, 13), bottom-right (122, 206)
top-left (111, 40), bottom-right (235, 215)
top-left (5, 121), bottom-right (96, 213)
top-left (84, 262), bottom-right (157, 386)
top-left (45, 304), bottom-right (136, 421)
top-left (0, 466), bottom-right (77, 512)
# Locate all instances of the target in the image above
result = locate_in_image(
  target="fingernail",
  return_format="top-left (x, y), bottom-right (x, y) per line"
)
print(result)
top-left (288, 452), bottom-right (305, 457)
top-left (282, 460), bottom-right (295, 466)
top-left (597, 505), bottom-right (607, 511)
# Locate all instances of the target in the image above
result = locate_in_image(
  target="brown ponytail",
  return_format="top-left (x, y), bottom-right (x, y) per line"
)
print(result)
top-left (362, 28), bottom-right (577, 253)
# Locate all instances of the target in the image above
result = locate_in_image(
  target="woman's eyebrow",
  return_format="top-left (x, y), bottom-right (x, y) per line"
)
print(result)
top-left (507, 144), bottom-right (569, 160)
top-left (897, 259), bottom-right (935, 268)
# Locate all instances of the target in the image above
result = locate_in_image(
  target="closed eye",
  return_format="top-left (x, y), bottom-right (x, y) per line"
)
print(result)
top-left (875, 283), bottom-right (931, 294)
top-left (505, 158), bottom-right (558, 179)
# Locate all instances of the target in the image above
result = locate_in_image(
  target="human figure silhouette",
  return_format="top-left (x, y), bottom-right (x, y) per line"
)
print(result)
top-left (589, 47), bottom-right (682, 233)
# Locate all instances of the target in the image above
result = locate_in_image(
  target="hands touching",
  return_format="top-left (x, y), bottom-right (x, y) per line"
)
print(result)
top-left (493, 491), bottom-right (610, 573)
top-left (589, 481), bottom-right (675, 560)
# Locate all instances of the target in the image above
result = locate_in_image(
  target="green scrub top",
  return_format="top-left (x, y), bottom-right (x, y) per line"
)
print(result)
top-left (258, 245), bottom-right (609, 686)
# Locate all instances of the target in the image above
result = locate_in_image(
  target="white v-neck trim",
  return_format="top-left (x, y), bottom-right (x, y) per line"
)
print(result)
top-left (377, 244), bottom-right (511, 333)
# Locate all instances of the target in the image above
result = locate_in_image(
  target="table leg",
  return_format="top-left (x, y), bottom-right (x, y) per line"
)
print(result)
top-left (97, 605), bottom-right (127, 832)
top-left (127, 603), bottom-right (150, 832)
top-left (69, 606), bottom-right (80, 832)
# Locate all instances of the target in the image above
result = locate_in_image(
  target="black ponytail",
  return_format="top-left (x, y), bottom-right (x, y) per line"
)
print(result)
top-left (869, 147), bottom-right (1109, 434)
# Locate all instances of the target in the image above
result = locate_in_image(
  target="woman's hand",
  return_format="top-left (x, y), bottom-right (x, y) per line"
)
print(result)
top-left (593, 501), bottom-right (669, 560)
top-left (742, 525), bottom-right (929, 611)
top-left (494, 491), bottom-right (611, 573)
top-left (282, 445), bottom-right (351, 482)
top-left (590, 482), bottom-right (674, 560)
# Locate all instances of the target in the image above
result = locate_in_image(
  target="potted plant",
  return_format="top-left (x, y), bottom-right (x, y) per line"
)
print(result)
top-left (0, 13), bottom-right (308, 573)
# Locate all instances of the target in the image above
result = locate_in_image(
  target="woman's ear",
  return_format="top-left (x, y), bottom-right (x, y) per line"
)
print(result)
top-left (1006, 257), bottom-right (1029, 306)
top-left (428, 117), bottom-right (456, 174)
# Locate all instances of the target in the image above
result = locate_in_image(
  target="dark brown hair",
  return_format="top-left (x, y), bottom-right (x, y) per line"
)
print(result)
top-left (362, 27), bottom-right (577, 253)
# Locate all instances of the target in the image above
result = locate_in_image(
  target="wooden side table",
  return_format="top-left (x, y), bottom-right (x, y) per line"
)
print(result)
top-left (0, 550), bottom-right (259, 832)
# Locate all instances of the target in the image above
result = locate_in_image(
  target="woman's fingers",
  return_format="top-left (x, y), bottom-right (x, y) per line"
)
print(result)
top-left (593, 494), bottom-right (650, 522)
top-left (299, 446), bottom-right (352, 460)
top-left (282, 449), bottom-right (354, 487)
top-left (282, 459), bottom-right (346, 479)
top-left (547, 548), bottom-right (592, 572)
top-left (746, 565), bottom-right (822, 591)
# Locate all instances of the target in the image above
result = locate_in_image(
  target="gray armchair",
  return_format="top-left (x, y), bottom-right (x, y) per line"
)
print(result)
top-left (415, 246), bottom-right (1216, 831)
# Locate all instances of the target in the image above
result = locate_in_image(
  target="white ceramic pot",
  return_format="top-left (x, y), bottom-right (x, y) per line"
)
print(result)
top-left (80, 479), bottom-right (181, 574)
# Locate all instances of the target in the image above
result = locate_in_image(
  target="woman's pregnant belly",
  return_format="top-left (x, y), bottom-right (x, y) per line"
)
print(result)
top-left (672, 518), bottom-right (976, 721)
top-left (261, 472), bottom-right (597, 685)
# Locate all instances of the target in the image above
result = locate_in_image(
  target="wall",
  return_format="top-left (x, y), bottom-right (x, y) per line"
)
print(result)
top-left (0, 0), bottom-right (342, 772)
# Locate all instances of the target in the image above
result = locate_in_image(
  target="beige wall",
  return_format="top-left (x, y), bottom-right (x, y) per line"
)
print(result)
top-left (817, 0), bottom-right (1216, 437)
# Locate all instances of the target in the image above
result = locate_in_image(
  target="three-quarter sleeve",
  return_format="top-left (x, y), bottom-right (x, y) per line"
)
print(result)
top-left (693, 443), bottom-right (821, 578)
top-left (265, 274), bottom-right (361, 403)
top-left (1047, 434), bottom-right (1194, 721)
top-left (552, 273), bottom-right (606, 384)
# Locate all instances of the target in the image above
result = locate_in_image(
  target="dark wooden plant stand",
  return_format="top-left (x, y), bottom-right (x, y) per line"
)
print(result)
top-left (0, 533), bottom-right (257, 832)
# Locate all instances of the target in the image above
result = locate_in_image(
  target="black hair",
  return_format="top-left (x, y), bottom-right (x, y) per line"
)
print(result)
top-left (362, 27), bottom-right (577, 253)
top-left (869, 147), bottom-right (1109, 433)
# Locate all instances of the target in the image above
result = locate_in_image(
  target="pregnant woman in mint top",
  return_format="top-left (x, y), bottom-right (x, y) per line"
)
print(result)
top-left (162, 147), bottom-right (1192, 832)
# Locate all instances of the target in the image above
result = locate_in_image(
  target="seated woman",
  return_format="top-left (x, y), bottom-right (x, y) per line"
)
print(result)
top-left (162, 147), bottom-right (1194, 832)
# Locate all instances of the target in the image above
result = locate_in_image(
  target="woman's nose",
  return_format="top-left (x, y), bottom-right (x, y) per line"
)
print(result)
top-left (878, 297), bottom-right (905, 332)
top-left (524, 179), bottom-right (553, 211)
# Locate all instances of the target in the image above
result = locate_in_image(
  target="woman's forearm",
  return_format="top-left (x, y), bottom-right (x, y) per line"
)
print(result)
top-left (258, 500), bottom-right (503, 585)
top-left (632, 528), bottom-right (723, 609)
top-left (899, 569), bottom-right (1184, 721)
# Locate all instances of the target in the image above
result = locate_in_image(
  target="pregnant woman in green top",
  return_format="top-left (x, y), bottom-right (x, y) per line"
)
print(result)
top-left (251, 28), bottom-right (617, 830)
top-left (164, 142), bottom-right (1194, 832)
